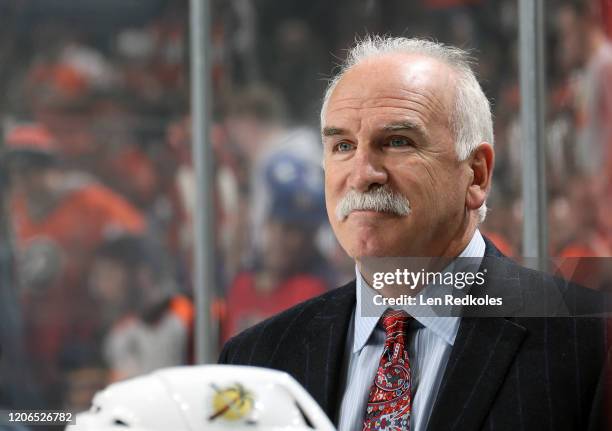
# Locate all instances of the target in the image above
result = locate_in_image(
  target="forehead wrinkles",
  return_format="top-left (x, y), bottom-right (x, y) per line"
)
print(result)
top-left (328, 78), bottom-right (453, 121)
top-left (330, 90), bottom-right (447, 113)
top-left (326, 93), bottom-right (452, 134)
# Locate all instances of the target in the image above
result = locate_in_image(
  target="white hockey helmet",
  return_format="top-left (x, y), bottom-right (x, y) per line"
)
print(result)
top-left (66, 365), bottom-right (335, 431)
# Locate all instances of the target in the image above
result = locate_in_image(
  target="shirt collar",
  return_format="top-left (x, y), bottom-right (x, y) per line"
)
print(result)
top-left (353, 229), bottom-right (485, 353)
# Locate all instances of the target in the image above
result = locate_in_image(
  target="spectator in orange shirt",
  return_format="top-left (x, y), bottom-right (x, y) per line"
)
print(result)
top-left (2, 123), bottom-right (146, 406)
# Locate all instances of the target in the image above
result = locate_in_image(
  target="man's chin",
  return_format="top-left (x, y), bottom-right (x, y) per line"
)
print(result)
top-left (344, 235), bottom-right (428, 259)
top-left (346, 239), bottom-right (395, 259)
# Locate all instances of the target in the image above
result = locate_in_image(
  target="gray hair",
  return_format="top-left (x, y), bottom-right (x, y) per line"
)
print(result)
top-left (321, 35), bottom-right (493, 222)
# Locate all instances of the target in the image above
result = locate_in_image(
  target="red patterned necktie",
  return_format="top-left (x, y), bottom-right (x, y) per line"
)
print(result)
top-left (362, 309), bottom-right (411, 431)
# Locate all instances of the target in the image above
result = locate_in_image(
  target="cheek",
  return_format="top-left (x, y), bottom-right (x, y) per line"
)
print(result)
top-left (390, 162), bottom-right (431, 204)
top-left (399, 160), bottom-right (462, 214)
top-left (325, 182), bottom-right (343, 220)
top-left (431, 173), bottom-right (468, 218)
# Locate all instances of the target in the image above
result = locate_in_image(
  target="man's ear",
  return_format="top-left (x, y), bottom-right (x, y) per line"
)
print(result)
top-left (465, 142), bottom-right (494, 211)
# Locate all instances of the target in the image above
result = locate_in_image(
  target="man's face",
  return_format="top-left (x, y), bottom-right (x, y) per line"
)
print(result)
top-left (322, 54), bottom-right (472, 258)
top-left (88, 258), bottom-right (129, 306)
top-left (262, 220), bottom-right (309, 273)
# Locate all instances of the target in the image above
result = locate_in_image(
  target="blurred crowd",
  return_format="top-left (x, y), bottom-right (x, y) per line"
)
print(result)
top-left (0, 0), bottom-right (610, 417)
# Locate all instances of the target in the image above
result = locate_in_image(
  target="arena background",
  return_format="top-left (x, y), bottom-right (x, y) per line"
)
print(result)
top-left (0, 0), bottom-right (611, 426)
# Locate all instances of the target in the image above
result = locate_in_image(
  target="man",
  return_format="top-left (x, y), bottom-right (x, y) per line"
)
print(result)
top-left (3, 123), bottom-right (145, 407)
top-left (224, 85), bottom-right (323, 264)
top-left (89, 235), bottom-right (194, 383)
top-left (5, 123), bottom-right (145, 294)
top-left (219, 36), bottom-right (609, 430)
top-left (223, 153), bottom-right (330, 341)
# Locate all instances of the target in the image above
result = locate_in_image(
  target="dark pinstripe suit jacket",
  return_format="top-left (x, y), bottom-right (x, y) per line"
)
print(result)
top-left (219, 239), bottom-right (610, 430)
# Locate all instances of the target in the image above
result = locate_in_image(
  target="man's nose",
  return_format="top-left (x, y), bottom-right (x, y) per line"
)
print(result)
top-left (347, 148), bottom-right (388, 192)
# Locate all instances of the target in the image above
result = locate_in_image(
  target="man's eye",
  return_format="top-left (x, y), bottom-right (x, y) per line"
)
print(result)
top-left (387, 137), bottom-right (411, 147)
top-left (335, 142), bottom-right (354, 152)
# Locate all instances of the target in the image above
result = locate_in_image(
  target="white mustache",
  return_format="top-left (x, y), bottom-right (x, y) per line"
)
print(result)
top-left (335, 185), bottom-right (411, 220)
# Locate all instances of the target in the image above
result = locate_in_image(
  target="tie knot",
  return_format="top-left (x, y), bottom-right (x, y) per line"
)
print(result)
top-left (380, 309), bottom-right (410, 343)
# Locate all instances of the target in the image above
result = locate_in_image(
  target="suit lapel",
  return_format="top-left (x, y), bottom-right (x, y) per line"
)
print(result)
top-left (301, 282), bottom-right (356, 420)
top-left (427, 237), bottom-right (527, 431)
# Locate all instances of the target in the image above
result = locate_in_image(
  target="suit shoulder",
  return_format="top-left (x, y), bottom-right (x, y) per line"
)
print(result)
top-left (483, 253), bottom-right (610, 318)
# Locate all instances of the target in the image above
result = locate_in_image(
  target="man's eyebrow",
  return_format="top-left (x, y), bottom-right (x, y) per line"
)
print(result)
top-left (322, 122), bottom-right (427, 137)
top-left (321, 127), bottom-right (346, 137)
top-left (382, 121), bottom-right (426, 135)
